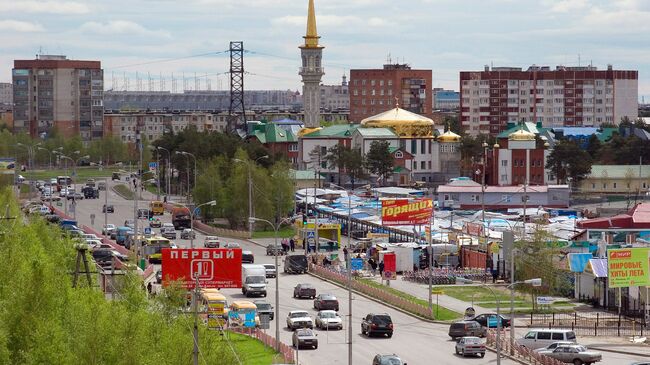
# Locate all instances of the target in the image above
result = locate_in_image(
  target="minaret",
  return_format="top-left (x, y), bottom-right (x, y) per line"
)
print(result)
top-left (299, 0), bottom-right (324, 128)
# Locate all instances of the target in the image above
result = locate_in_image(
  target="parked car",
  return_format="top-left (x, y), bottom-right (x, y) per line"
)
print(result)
top-left (470, 313), bottom-right (511, 328)
top-left (534, 341), bottom-right (577, 353)
top-left (372, 354), bottom-right (406, 365)
top-left (102, 204), bottom-right (114, 213)
top-left (286, 310), bottom-right (314, 330)
top-left (266, 243), bottom-right (285, 256)
top-left (541, 344), bottom-right (601, 364)
top-left (263, 264), bottom-right (277, 278)
top-left (313, 294), bottom-right (339, 311)
top-left (292, 328), bottom-right (318, 349)
top-left (315, 310), bottom-right (342, 330)
top-left (253, 300), bottom-right (274, 320)
top-left (455, 336), bottom-right (486, 358)
top-left (204, 236), bottom-right (220, 248)
top-left (517, 329), bottom-right (577, 350)
top-left (361, 313), bottom-right (393, 338)
top-left (180, 228), bottom-right (195, 240)
top-left (293, 283), bottom-right (316, 299)
top-left (242, 250), bottom-right (255, 264)
top-left (102, 224), bottom-right (116, 236)
top-left (448, 320), bottom-right (487, 340)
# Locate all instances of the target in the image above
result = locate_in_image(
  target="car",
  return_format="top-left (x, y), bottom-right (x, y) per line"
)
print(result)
top-left (204, 236), bottom-right (220, 248)
top-left (112, 172), bottom-right (120, 181)
top-left (455, 336), bottom-right (486, 358)
top-left (293, 283), bottom-right (316, 299)
top-left (82, 187), bottom-right (99, 199)
top-left (448, 320), bottom-right (486, 340)
top-left (286, 310), bottom-right (314, 330)
top-left (315, 310), bottom-right (342, 330)
top-left (263, 264), bottom-right (277, 278)
top-left (155, 270), bottom-right (163, 283)
top-left (137, 208), bottom-right (151, 219)
top-left (67, 192), bottom-right (84, 200)
top-left (313, 293), bottom-right (339, 311)
top-left (292, 328), bottom-right (318, 350)
top-left (149, 218), bottom-right (162, 228)
top-left (534, 341), bottom-right (578, 353)
top-left (102, 204), bottom-right (114, 213)
top-left (266, 243), bottom-right (285, 256)
top-left (372, 354), bottom-right (406, 365)
top-left (97, 181), bottom-right (106, 191)
top-left (541, 344), bottom-right (602, 365)
top-left (180, 228), bottom-right (196, 240)
top-left (81, 233), bottom-right (101, 242)
top-left (253, 300), bottom-right (274, 320)
top-left (45, 214), bottom-right (61, 223)
top-left (361, 313), bottom-right (393, 338)
top-left (517, 329), bottom-right (577, 350)
top-left (161, 222), bottom-right (174, 230)
top-left (470, 313), bottom-right (511, 328)
top-left (222, 242), bottom-right (240, 249)
top-left (124, 220), bottom-right (135, 229)
top-left (284, 254), bottom-right (308, 274)
top-left (102, 224), bottom-right (117, 236)
top-left (85, 239), bottom-right (103, 249)
top-left (161, 228), bottom-right (177, 240)
top-left (242, 250), bottom-right (254, 264)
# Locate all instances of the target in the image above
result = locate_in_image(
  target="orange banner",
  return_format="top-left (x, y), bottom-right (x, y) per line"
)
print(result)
top-left (381, 198), bottom-right (433, 226)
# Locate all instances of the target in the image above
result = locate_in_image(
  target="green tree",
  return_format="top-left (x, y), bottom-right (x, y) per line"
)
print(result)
top-left (365, 140), bottom-right (394, 185)
top-left (324, 144), bottom-right (347, 185)
top-left (545, 140), bottom-right (592, 183)
top-left (346, 147), bottom-right (367, 189)
top-left (585, 134), bottom-right (602, 161)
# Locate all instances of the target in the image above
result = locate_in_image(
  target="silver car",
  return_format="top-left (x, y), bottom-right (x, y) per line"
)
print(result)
top-left (541, 345), bottom-right (601, 365)
top-left (455, 336), bottom-right (486, 358)
top-left (292, 328), bottom-right (318, 349)
top-left (315, 310), bottom-right (342, 330)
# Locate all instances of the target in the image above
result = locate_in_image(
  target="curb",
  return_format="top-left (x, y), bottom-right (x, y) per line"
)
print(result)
top-left (484, 346), bottom-right (532, 365)
top-left (111, 184), bottom-right (134, 201)
top-left (588, 346), bottom-right (650, 357)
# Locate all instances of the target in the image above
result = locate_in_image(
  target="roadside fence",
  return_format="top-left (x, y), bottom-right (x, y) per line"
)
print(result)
top-left (402, 267), bottom-right (490, 284)
top-left (229, 327), bottom-right (295, 364)
top-left (485, 330), bottom-right (565, 365)
top-left (528, 312), bottom-right (647, 337)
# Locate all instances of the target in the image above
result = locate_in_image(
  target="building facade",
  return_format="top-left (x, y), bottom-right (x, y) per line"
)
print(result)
top-left (12, 55), bottom-right (104, 142)
top-left (104, 111), bottom-right (225, 142)
top-left (349, 64), bottom-right (432, 122)
top-left (460, 65), bottom-right (638, 136)
top-left (299, 0), bottom-right (324, 128)
top-left (320, 75), bottom-right (349, 111)
top-left (0, 83), bottom-right (12, 107)
top-left (579, 165), bottom-right (650, 195)
top-left (433, 88), bottom-right (460, 111)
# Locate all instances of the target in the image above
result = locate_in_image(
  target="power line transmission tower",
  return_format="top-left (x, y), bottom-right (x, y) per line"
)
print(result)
top-left (228, 41), bottom-right (246, 133)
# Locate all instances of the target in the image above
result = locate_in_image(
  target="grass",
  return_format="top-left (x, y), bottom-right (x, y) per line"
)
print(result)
top-left (226, 332), bottom-right (284, 365)
top-left (28, 167), bottom-right (120, 181)
top-left (113, 184), bottom-right (135, 200)
top-left (433, 285), bottom-right (526, 303)
top-left (357, 278), bottom-right (461, 321)
top-left (252, 226), bottom-right (296, 239)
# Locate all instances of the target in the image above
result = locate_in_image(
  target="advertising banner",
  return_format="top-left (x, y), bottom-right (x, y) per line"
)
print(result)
top-left (0, 158), bottom-right (15, 175)
top-left (607, 247), bottom-right (650, 288)
top-left (381, 198), bottom-right (433, 226)
top-left (382, 252), bottom-right (397, 280)
top-left (350, 258), bottom-right (364, 271)
top-left (464, 222), bottom-right (484, 237)
top-left (161, 248), bottom-right (242, 289)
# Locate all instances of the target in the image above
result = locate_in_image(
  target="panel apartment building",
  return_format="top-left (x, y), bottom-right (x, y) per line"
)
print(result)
top-left (460, 65), bottom-right (638, 136)
top-left (12, 55), bottom-right (104, 142)
top-left (349, 63), bottom-right (432, 122)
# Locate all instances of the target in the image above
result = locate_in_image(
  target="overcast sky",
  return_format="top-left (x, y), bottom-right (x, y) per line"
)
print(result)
top-left (1, 0), bottom-right (649, 100)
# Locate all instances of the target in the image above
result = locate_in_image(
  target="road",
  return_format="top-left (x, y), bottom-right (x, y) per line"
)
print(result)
top-left (62, 178), bottom-right (645, 365)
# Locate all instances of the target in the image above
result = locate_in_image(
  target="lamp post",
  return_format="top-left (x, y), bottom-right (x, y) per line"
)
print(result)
top-left (16, 143), bottom-right (37, 198)
top-left (249, 215), bottom-right (299, 354)
top-left (175, 200), bottom-right (216, 248)
top-left (37, 146), bottom-right (57, 171)
top-left (58, 154), bottom-right (89, 220)
top-left (156, 146), bottom-right (171, 198)
top-left (234, 155), bottom-right (268, 237)
top-left (176, 151), bottom-right (197, 200)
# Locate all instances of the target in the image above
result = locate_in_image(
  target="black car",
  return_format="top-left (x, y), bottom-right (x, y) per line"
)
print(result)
top-left (254, 300), bottom-right (274, 320)
top-left (469, 313), bottom-right (511, 328)
top-left (82, 187), bottom-right (99, 199)
top-left (293, 283), bottom-right (316, 299)
top-left (112, 172), bottom-right (120, 181)
top-left (266, 243), bottom-right (285, 256)
top-left (102, 204), bottom-right (114, 213)
top-left (313, 294), bottom-right (339, 311)
top-left (284, 254), bottom-right (308, 274)
top-left (242, 250), bottom-right (255, 264)
top-left (361, 313), bottom-right (393, 338)
top-left (45, 214), bottom-right (61, 223)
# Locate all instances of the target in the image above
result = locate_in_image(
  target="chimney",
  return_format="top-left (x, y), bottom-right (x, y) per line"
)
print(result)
top-left (484, 65), bottom-right (490, 72)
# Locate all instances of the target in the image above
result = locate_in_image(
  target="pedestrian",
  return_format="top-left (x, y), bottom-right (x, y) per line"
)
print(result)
top-left (163, 195), bottom-right (167, 203)
top-left (378, 260), bottom-right (384, 278)
top-left (289, 238), bottom-right (295, 252)
top-left (368, 258), bottom-right (377, 275)
top-left (343, 246), bottom-right (349, 263)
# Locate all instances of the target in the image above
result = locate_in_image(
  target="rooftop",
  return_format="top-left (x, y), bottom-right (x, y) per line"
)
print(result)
top-left (587, 165), bottom-right (650, 179)
top-left (300, 124), bottom-right (358, 138)
top-left (577, 203), bottom-right (650, 229)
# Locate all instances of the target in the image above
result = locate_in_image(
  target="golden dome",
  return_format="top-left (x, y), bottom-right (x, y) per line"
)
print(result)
top-left (508, 129), bottom-right (535, 141)
top-left (437, 130), bottom-right (461, 143)
top-left (360, 107), bottom-right (434, 137)
top-left (297, 127), bottom-right (322, 137)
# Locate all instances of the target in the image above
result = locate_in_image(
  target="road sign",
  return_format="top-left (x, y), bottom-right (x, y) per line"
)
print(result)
top-left (306, 231), bottom-right (315, 238)
top-left (431, 289), bottom-right (445, 295)
top-left (536, 296), bottom-right (556, 305)
top-left (350, 258), bottom-right (363, 271)
top-left (144, 227), bottom-right (152, 235)
top-left (161, 248), bottom-right (242, 289)
top-left (148, 162), bottom-right (157, 171)
top-left (259, 314), bottom-right (271, 330)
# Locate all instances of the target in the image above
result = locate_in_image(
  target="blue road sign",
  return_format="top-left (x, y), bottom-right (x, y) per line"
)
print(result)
top-left (148, 162), bottom-right (157, 171)
top-left (307, 231), bottom-right (315, 238)
top-left (144, 227), bottom-right (152, 235)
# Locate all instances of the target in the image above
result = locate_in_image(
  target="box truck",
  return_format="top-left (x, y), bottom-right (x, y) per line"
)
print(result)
top-left (241, 264), bottom-right (267, 297)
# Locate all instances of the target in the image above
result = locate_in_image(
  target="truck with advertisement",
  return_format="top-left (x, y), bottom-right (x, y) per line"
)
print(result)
top-left (171, 207), bottom-right (191, 230)
top-left (241, 264), bottom-right (267, 297)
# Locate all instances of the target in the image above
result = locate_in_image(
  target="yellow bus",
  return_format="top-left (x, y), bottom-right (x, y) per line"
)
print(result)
top-left (150, 201), bottom-right (164, 216)
top-left (141, 237), bottom-right (171, 263)
top-left (228, 301), bottom-right (260, 328)
top-left (201, 290), bottom-right (228, 329)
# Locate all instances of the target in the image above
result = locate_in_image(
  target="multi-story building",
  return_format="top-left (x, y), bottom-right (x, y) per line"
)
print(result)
top-left (104, 111), bottom-right (225, 143)
top-left (349, 63), bottom-right (432, 122)
top-left (12, 55), bottom-right (104, 142)
top-left (433, 88), bottom-right (460, 111)
top-left (320, 75), bottom-right (349, 111)
top-left (460, 65), bottom-right (638, 136)
top-left (0, 83), bottom-right (12, 107)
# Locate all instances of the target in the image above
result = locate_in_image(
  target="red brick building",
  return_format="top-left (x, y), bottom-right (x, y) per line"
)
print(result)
top-left (349, 64), bottom-right (432, 122)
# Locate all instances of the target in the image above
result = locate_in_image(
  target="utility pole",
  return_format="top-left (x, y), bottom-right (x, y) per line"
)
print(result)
top-left (134, 130), bottom-right (141, 269)
top-left (104, 176), bottom-right (108, 229)
top-left (192, 276), bottom-right (200, 365)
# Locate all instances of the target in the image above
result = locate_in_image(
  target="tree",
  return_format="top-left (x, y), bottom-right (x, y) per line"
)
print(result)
top-left (346, 147), bottom-right (367, 189)
top-left (365, 140), bottom-right (393, 185)
top-left (545, 140), bottom-right (592, 183)
top-left (324, 144), bottom-right (347, 185)
top-left (585, 134), bottom-right (602, 161)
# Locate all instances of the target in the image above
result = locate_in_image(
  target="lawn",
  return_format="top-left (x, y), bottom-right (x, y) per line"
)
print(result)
top-left (226, 332), bottom-right (285, 365)
top-left (432, 285), bottom-right (524, 303)
top-left (113, 184), bottom-right (135, 200)
top-left (28, 167), bottom-right (120, 181)
top-left (358, 278), bottom-right (461, 321)
top-left (252, 226), bottom-right (296, 239)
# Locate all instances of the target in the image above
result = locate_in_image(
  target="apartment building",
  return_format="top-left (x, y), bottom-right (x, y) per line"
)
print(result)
top-left (433, 88), bottom-right (460, 111)
top-left (105, 111), bottom-right (225, 142)
top-left (12, 55), bottom-right (104, 142)
top-left (349, 63), bottom-right (432, 122)
top-left (0, 83), bottom-right (12, 107)
top-left (460, 65), bottom-right (638, 136)
top-left (320, 75), bottom-right (349, 111)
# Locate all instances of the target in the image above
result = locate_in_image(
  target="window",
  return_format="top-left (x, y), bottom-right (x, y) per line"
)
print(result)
top-left (501, 174), bottom-right (508, 182)
top-left (551, 333), bottom-right (564, 340)
top-left (501, 160), bottom-right (508, 167)
top-left (591, 183), bottom-right (595, 189)
top-left (421, 161), bottom-right (425, 170)
top-left (421, 140), bottom-right (426, 154)
top-left (411, 140), bottom-right (417, 154)
top-left (537, 332), bottom-right (552, 340)
top-left (502, 195), bottom-right (511, 203)
top-left (603, 183), bottom-right (607, 189)
top-left (613, 183), bottom-right (617, 189)
top-left (394, 151), bottom-right (403, 159)
top-left (470, 194), bottom-right (480, 202)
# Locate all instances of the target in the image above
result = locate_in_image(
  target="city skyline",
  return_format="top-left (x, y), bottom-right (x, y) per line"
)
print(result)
top-left (1, 0), bottom-right (649, 100)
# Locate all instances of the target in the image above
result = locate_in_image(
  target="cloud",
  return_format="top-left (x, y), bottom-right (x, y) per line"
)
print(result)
top-left (0, 20), bottom-right (44, 32)
top-left (272, 14), bottom-right (392, 28)
top-left (80, 20), bottom-right (171, 39)
top-left (0, 1), bottom-right (89, 14)
top-left (542, 0), bottom-right (589, 13)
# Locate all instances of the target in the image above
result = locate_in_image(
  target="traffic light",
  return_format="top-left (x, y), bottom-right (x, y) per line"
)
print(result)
top-left (302, 214), bottom-right (307, 225)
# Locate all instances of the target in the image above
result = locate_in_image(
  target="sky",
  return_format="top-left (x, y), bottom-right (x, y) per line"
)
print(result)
top-left (0, 0), bottom-right (649, 101)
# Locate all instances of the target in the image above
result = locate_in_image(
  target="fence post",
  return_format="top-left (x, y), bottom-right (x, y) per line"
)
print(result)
top-left (552, 312), bottom-right (555, 325)
top-left (574, 311), bottom-right (577, 326)
top-left (530, 312), bottom-right (533, 325)
top-left (618, 313), bottom-right (621, 337)
top-left (596, 313), bottom-right (599, 328)
top-left (594, 322), bottom-right (597, 336)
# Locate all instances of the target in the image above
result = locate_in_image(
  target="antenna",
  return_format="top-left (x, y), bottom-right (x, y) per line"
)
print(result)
top-left (182, 72), bottom-right (187, 92)
top-left (160, 72), bottom-right (165, 92)
top-left (194, 72), bottom-right (199, 91)
top-left (578, 54), bottom-right (581, 67)
top-left (122, 72), bottom-right (128, 91)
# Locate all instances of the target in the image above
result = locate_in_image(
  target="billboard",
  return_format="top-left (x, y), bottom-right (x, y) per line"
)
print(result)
top-left (0, 158), bottom-right (15, 175)
top-left (161, 248), bottom-right (242, 289)
top-left (382, 252), bottom-right (397, 280)
top-left (607, 247), bottom-right (650, 288)
top-left (381, 198), bottom-right (433, 226)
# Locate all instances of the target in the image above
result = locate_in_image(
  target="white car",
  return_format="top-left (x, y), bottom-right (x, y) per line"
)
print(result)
top-left (223, 242), bottom-right (241, 249)
top-left (102, 224), bottom-right (117, 236)
top-left (315, 310), bottom-right (342, 330)
top-left (81, 233), bottom-right (102, 242)
top-left (85, 239), bottom-right (103, 249)
top-left (286, 310), bottom-right (314, 331)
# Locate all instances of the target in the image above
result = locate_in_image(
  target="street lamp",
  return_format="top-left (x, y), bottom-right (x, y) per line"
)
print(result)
top-left (234, 155), bottom-right (269, 237)
top-left (176, 151), bottom-right (197, 200)
top-left (156, 146), bottom-right (171, 198)
top-left (250, 215), bottom-right (298, 353)
top-left (508, 275), bottom-right (542, 354)
top-left (37, 146), bottom-right (55, 170)
top-left (59, 154), bottom-right (89, 220)
top-left (175, 200), bottom-right (216, 248)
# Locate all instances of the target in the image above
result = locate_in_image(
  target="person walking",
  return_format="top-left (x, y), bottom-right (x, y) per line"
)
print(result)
top-left (289, 238), bottom-right (295, 252)
top-left (343, 246), bottom-right (349, 267)
top-left (378, 260), bottom-right (384, 278)
top-left (368, 258), bottom-right (377, 276)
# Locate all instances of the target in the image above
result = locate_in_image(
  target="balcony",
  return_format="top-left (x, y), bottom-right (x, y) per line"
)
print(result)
top-left (299, 67), bottom-right (324, 74)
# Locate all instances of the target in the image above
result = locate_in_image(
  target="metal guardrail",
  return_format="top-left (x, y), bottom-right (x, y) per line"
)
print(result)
top-left (486, 330), bottom-right (565, 365)
top-left (528, 312), bottom-right (647, 337)
top-left (230, 328), bottom-right (295, 363)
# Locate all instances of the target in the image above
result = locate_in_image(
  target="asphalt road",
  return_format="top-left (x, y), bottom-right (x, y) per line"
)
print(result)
top-left (61, 179), bottom-right (645, 365)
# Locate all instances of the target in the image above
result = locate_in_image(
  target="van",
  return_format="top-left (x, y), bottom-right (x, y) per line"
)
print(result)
top-left (284, 254), bottom-right (308, 274)
top-left (517, 329), bottom-right (577, 350)
top-left (150, 201), bottom-right (164, 216)
top-left (448, 320), bottom-right (487, 340)
top-left (201, 290), bottom-right (228, 329)
top-left (228, 301), bottom-right (260, 328)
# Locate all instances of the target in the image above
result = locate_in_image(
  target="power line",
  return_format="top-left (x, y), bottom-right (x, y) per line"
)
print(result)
top-left (106, 51), bottom-right (230, 70)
